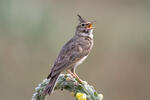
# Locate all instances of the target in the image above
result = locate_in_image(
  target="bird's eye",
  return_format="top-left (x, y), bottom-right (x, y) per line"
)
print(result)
top-left (81, 24), bottom-right (85, 26)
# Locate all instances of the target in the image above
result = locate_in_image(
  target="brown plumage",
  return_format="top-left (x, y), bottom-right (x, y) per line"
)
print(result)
top-left (44, 14), bottom-right (95, 95)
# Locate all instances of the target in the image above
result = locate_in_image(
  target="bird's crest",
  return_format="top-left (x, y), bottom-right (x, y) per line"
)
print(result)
top-left (77, 14), bottom-right (86, 23)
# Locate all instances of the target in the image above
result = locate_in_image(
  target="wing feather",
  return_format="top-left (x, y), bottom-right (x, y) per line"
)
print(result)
top-left (48, 36), bottom-right (92, 78)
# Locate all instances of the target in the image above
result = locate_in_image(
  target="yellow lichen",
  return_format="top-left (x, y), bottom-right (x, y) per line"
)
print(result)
top-left (76, 92), bottom-right (87, 100)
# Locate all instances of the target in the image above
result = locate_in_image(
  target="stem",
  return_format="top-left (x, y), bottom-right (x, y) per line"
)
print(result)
top-left (31, 74), bottom-right (103, 100)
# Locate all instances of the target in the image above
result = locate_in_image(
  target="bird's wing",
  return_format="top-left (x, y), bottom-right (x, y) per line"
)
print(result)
top-left (48, 36), bottom-right (92, 78)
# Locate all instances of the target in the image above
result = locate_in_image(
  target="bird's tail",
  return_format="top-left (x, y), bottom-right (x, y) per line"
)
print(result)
top-left (44, 72), bottom-right (60, 95)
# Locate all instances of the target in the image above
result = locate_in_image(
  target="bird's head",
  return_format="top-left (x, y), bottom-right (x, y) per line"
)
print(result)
top-left (75, 14), bottom-right (95, 38)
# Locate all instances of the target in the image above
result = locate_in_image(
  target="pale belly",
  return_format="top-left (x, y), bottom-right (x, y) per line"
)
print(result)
top-left (74, 56), bottom-right (88, 68)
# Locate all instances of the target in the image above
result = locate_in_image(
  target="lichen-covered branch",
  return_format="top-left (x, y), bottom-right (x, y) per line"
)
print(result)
top-left (31, 74), bottom-right (103, 100)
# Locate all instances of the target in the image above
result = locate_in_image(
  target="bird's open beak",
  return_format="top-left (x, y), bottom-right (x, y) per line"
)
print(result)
top-left (87, 23), bottom-right (95, 30)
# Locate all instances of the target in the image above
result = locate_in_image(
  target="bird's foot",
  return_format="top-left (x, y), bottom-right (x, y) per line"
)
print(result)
top-left (67, 70), bottom-right (84, 84)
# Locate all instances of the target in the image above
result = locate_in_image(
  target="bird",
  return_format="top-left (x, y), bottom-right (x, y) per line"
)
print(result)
top-left (44, 14), bottom-right (95, 95)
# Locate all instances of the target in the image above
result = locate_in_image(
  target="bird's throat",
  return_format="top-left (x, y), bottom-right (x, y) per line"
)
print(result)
top-left (78, 29), bottom-right (93, 39)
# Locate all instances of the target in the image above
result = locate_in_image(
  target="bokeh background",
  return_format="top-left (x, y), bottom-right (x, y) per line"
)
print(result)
top-left (0, 0), bottom-right (150, 100)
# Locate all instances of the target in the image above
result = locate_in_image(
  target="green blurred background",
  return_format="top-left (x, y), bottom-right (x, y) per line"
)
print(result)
top-left (0, 0), bottom-right (150, 100)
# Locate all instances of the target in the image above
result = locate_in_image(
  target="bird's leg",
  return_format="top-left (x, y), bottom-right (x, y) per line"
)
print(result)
top-left (73, 73), bottom-right (83, 84)
top-left (71, 68), bottom-right (83, 84)
top-left (67, 70), bottom-right (76, 78)
top-left (67, 69), bottom-right (83, 84)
